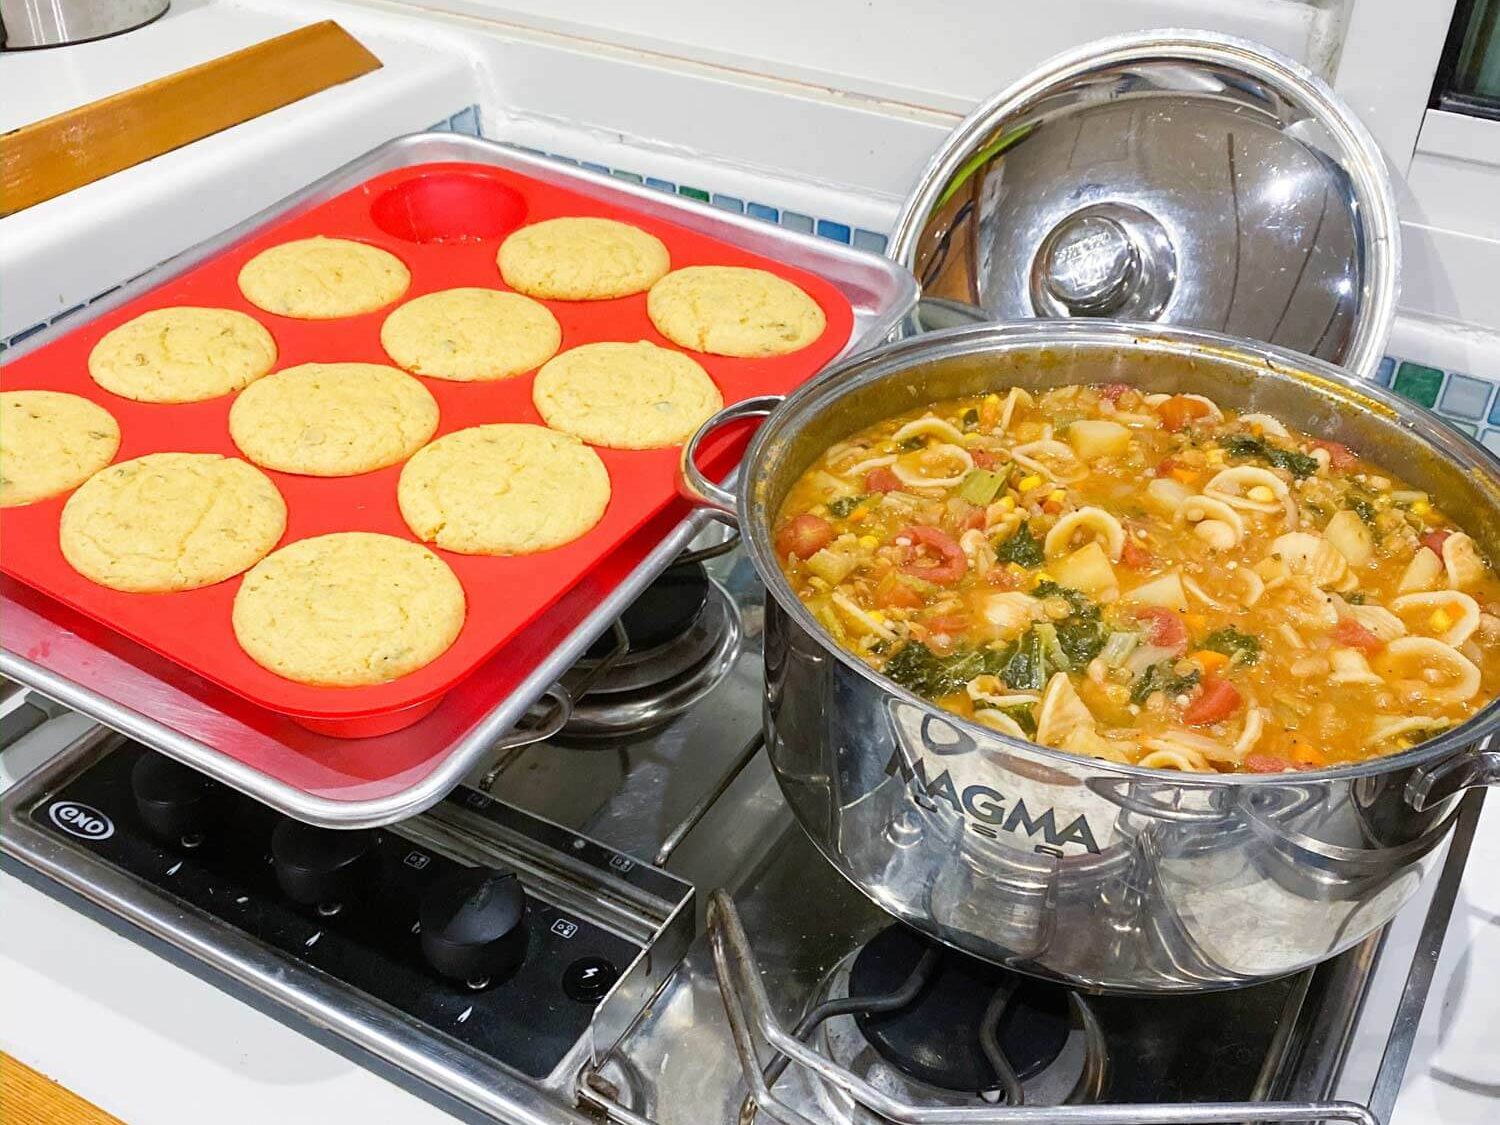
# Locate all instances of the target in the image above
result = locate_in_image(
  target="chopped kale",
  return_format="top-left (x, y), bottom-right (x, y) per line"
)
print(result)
top-left (973, 702), bottom-right (1037, 736)
top-left (828, 494), bottom-right (867, 518)
top-left (883, 642), bottom-right (1003, 698)
top-left (1343, 592), bottom-right (1368, 606)
top-left (1031, 581), bottom-right (1099, 621)
top-left (995, 632), bottom-right (1046, 691)
top-left (961, 407), bottom-right (980, 429)
top-left (994, 523), bottom-right (1045, 568)
top-left (898, 435), bottom-right (925, 451)
top-left (1221, 434), bottom-right (1319, 480)
top-left (1202, 626), bottom-right (1260, 665)
top-left (1130, 661), bottom-right (1201, 706)
top-left (1031, 581), bottom-right (1106, 666)
top-left (1347, 490), bottom-right (1378, 526)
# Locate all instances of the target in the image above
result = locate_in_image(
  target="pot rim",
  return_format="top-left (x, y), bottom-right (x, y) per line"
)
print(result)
top-left (740, 319), bottom-right (1500, 788)
top-left (885, 27), bottom-right (1402, 379)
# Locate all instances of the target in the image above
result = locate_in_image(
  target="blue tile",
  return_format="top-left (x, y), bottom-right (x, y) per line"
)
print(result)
top-left (611, 170), bottom-right (643, 184)
top-left (1482, 429), bottom-right (1500, 458)
top-left (508, 143), bottom-right (546, 156)
top-left (1373, 356), bottom-right (1396, 386)
top-left (581, 162), bottom-right (611, 175)
top-left (428, 118), bottom-right (453, 133)
top-left (853, 228), bottom-right (889, 253)
top-left (1439, 373), bottom-right (1492, 419)
top-left (816, 219), bottom-right (852, 243)
top-left (645, 177), bottom-right (676, 193)
top-left (448, 105), bottom-right (480, 136)
top-left (711, 193), bottom-right (744, 213)
top-left (781, 211), bottom-right (814, 234)
top-left (1485, 389), bottom-right (1500, 426)
top-left (746, 202), bottom-right (779, 223)
top-left (550, 154), bottom-right (579, 165)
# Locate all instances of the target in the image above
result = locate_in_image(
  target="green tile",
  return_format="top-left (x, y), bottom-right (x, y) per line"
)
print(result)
top-left (1392, 361), bottom-right (1444, 408)
top-left (678, 185), bottom-right (710, 202)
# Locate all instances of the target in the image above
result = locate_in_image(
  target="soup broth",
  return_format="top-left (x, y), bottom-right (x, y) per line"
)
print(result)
top-left (773, 382), bottom-right (1500, 773)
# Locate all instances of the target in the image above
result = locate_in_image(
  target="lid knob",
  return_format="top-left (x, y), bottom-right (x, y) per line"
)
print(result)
top-left (1037, 214), bottom-right (1138, 315)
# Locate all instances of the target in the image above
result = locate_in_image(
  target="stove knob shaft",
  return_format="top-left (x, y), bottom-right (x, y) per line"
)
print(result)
top-left (131, 753), bottom-right (223, 845)
top-left (271, 819), bottom-right (373, 908)
top-left (419, 867), bottom-right (528, 984)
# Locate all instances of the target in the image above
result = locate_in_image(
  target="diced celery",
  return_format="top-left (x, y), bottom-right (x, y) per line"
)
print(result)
top-left (958, 467), bottom-right (1008, 506)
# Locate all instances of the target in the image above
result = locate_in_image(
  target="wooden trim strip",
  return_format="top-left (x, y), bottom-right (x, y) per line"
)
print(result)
top-left (0, 20), bottom-right (382, 217)
top-left (1, 1051), bottom-right (127, 1125)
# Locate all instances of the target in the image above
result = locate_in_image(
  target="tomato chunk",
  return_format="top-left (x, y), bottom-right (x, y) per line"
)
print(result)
top-left (1099, 382), bottom-right (1131, 403)
top-left (1158, 395), bottom-right (1212, 432)
top-left (1312, 439), bottom-right (1357, 470)
top-left (1154, 458), bottom-right (1179, 478)
top-left (776, 513), bottom-right (833, 560)
top-left (1245, 753), bottom-right (1291, 774)
top-left (1332, 618), bottom-right (1383, 653)
top-left (1183, 678), bottom-right (1243, 726)
top-left (1120, 537), bottom-right (1152, 569)
top-left (900, 525), bottom-right (968, 586)
top-left (865, 466), bottom-right (902, 493)
top-left (874, 573), bottom-right (926, 608)
top-left (1134, 606), bottom-right (1187, 648)
top-left (970, 449), bottom-right (1000, 470)
top-left (926, 613), bottom-right (970, 636)
top-left (1421, 529), bottom-right (1453, 558)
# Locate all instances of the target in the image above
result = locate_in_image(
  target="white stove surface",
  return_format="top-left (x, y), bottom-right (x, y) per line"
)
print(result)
top-left (2, 1), bottom-right (1497, 1122)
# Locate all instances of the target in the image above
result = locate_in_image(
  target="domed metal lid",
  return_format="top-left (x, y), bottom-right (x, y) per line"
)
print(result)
top-left (888, 30), bottom-right (1400, 376)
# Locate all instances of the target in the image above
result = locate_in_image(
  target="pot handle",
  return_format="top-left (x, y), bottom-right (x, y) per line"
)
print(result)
top-left (677, 395), bottom-right (783, 525)
top-left (1407, 744), bottom-right (1500, 812)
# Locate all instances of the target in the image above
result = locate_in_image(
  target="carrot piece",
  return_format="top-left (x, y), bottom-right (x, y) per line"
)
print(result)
top-left (1188, 650), bottom-right (1230, 675)
top-left (1288, 740), bottom-right (1324, 767)
top-left (1169, 467), bottom-right (1201, 485)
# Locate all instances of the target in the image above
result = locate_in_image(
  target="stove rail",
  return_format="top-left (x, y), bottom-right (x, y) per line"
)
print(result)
top-left (578, 789), bottom-right (1485, 1125)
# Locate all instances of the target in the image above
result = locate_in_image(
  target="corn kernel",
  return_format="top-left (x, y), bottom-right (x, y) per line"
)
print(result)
top-left (1430, 608), bottom-right (1454, 631)
top-left (998, 496), bottom-right (1017, 511)
top-left (868, 610), bottom-right (886, 625)
top-left (1018, 474), bottom-right (1043, 492)
top-left (1411, 500), bottom-right (1431, 515)
top-left (1206, 449), bottom-right (1226, 465)
top-left (1048, 489), bottom-right (1067, 502)
top-left (1247, 485), bottom-right (1276, 503)
top-left (984, 393), bottom-right (1001, 407)
top-left (858, 535), bottom-right (879, 549)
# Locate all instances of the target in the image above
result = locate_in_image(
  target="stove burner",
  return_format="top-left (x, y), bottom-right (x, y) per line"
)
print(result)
top-left (584, 562), bottom-right (708, 658)
top-left (562, 561), bottom-right (742, 738)
top-left (850, 925), bottom-right (1070, 1094)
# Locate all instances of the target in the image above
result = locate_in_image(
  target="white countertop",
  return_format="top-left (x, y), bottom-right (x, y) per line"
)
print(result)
top-left (2, 1), bottom-right (1497, 1122)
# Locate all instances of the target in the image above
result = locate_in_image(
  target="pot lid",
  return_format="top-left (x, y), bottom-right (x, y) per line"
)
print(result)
top-left (887, 30), bottom-right (1400, 377)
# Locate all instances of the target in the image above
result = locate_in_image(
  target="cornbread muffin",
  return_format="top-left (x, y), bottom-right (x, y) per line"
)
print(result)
top-left (88, 307), bottom-right (277, 403)
top-left (647, 265), bottom-right (826, 357)
top-left (498, 216), bottom-right (670, 300)
top-left (398, 423), bottom-right (610, 555)
top-left (232, 532), bottom-right (466, 687)
top-left (380, 288), bottom-right (561, 381)
top-left (228, 363), bottom-right (439, 477)
top-left (60, 452), bottom-right (285, 593)
top-left (238, 237), bottom-right (409, 319)
top-left (0, 391), bottom-right (121, 507)
top-left (532, 341), bottom-right (723, 449)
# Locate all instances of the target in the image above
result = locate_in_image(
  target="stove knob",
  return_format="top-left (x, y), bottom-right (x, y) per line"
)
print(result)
top-left (419, 867), bottom-right (528, 984)
top-left (271, 819), bottom-right (372, 909)
top-left (131, 753), bottom-right (223, 846)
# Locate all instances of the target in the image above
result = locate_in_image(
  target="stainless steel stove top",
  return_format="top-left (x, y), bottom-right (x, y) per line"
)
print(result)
top-left (0, 541), bottom-right (1483, 1125)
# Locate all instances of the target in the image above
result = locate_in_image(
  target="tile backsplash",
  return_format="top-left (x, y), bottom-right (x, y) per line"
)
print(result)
top-left (1377, 356), bottom-right (1500, 456)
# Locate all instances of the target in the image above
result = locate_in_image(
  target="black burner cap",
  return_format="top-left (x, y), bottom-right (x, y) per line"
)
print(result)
top-left (584, 560), bottom-right (708, 658)
top-left (851, 925), bottom-right (1071, 1093)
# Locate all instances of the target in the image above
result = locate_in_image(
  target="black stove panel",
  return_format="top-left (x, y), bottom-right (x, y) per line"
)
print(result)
top-left (27, 743), bottom-right (639, 1080)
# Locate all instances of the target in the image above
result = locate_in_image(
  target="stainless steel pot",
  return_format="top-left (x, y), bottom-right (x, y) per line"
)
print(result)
top-left (679, 321), bottom-right (1500, 993)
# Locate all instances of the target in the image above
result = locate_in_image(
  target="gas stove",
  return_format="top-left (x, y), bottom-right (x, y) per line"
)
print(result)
top-left (0, 542), bottom-right (1484, 1125)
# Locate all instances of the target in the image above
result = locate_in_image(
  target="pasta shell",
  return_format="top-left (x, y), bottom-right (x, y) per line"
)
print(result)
top-left (1137, 744), bottom-right (1212, 771)
top-left (997, 387), bottom-right (1034, 433)
top-left (1035, 672), bottom-right (1097, 749)
top-left (1060, 727), bottom-right (1132, 763)
top-left (982, 591), bottom-right (1044, 640)
top-left (1236, 567), bottom-right (1266, 606)
top-left (1369, 715), bottom-right (1448, 745)
top-left (1230, 708), bottom-right (1268, 761)
top-left (1329, 647), bottom-right (1384, 685)
top-left (1178, 494), bottom-right (1246, 538)
top-left (965, 676), bottom-right (1040, 710)
top-left (1205, 466), bottom-right (1289, 513)
top-left (1011, 439), bottom-right (1087, 483)
top-left (1272, 532), bottom-right (1350, 589)
top-left (1045, 506), bottom-right (1126, 562)
top-left (891, 442), bottom-right (974, 489)
top-left (972, 709), bottom-right (1028, 738)
top-left (1443, 532), bottom-right (1487, 592)
top-left (1341, 603), bottom-right (1407, 641)
top-left (1237, 413), bottom-right (1290, 438)
top-left (892, 415), bottom-right (965, 445)
top-left (1278, 577), bottom-right (1342, 628)
top-left (1376, 636), bottom-right (1482, 703)
top-left (1390, 591), bottom-right (1481, 647)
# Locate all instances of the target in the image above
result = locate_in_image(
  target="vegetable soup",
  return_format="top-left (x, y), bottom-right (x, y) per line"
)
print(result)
top-left (773, 383), bottom-right (1500, 773)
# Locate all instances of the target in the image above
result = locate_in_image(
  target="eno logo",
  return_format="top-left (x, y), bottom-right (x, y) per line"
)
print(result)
top-left (48, 801), bottom-right (115, 841)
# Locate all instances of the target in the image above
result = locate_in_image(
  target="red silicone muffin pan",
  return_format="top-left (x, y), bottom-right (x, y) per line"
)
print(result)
top-left (0, 160), bottom-right (854, 735)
